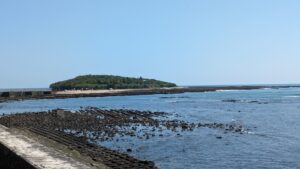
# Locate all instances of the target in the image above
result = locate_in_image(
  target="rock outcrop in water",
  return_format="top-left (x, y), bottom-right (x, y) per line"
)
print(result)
top-left (0, 107), bottom-right (249, 141)
top-left (0, 107), bottom-right (251, 168)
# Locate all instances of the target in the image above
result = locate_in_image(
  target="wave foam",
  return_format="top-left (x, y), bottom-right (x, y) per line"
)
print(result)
top-left (284, 95), bottom-right (300, 98)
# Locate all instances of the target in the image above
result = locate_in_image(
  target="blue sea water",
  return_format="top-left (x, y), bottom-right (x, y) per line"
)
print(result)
top-left (0, 87), bottom-right (300, 169)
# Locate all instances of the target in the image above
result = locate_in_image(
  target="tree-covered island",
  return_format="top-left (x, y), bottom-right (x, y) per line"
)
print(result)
top-left (50, 75), bottom-right (177, 91)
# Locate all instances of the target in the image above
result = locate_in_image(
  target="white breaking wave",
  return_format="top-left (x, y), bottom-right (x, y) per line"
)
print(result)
top-left (284, 95), bottom-right (300, 98)
top-left (216, 90), bottom-right (241, 92)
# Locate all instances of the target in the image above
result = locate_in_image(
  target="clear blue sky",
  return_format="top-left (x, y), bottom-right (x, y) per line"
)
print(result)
top-left (1, 0), bottom-right (300, 88)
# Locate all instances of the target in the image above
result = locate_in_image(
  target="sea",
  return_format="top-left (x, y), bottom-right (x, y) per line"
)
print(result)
top-left (0, 87), bottom-right (300, 169)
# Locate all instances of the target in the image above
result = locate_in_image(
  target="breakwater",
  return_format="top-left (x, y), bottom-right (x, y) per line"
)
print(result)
top-left (0, 89), bottom-right (52, 101)
top-left (0, 86), bottom-right (265, 102)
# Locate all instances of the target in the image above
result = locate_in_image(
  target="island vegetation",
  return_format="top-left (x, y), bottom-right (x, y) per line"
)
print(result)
top-left (50, 75), bottom-right (177, 91)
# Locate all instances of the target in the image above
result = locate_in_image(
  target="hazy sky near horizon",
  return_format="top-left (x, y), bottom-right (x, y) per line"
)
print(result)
top-left (1, 0), bottom-right (300, 88)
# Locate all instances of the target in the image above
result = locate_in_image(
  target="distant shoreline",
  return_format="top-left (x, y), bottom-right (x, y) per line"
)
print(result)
top-left (1, 85), bottom-right (300, 102)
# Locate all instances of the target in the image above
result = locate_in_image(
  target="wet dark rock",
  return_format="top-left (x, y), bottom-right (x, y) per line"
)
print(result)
top-left (181, 123), bottom-right (189, 130)
top-left (249, 100), bottom-right (268, 104)
top-left (222, 99), bottom-right (240, 103)
top-left (0, 107), bottom-right (251, 146)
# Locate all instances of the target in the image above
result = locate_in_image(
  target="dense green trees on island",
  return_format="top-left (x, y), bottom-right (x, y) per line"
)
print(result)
top-left (50, 75), bottom-right (177, 91)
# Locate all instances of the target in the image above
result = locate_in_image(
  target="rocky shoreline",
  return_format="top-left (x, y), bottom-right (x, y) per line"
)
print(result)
top-left (0, 107), bottom-right (251, 168)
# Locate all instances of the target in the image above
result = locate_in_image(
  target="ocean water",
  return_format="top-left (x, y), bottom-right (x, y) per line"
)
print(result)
top-left (1, 87), bottom-right (300, 169)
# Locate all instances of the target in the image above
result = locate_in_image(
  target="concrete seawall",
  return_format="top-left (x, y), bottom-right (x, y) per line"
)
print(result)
top-left (0, 89), bottom-right (52, 101)
top-left (0, 141), bottom-right (36, 169)
top-left (0, 125), bottom-right (105, 169)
